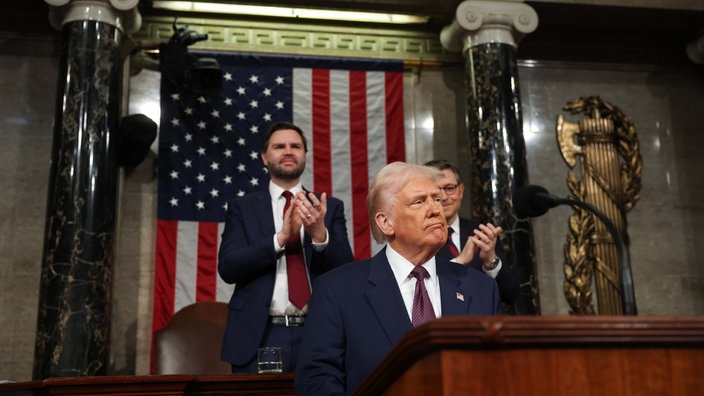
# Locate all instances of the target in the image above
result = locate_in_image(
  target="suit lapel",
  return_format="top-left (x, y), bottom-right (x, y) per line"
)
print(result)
top-left (437, 258), bottom-right (473, 316)
top-left (365, 249), bottom-right (413, 345)
top-left (251, 189), bottom-right (276, 236)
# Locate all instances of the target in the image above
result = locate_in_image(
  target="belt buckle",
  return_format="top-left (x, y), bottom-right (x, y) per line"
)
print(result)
top-left (285, 315), bottom-right (292, 327)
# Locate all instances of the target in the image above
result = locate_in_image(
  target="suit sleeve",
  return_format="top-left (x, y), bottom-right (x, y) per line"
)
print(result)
top-left (217, 197), bottom-right (279, 284)
top-left (310, 197), bottom-right (355, 275)
top-left (295, 274), bottom-right (348, 396)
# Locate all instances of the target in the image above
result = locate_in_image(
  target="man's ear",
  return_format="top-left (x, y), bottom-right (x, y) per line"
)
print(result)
top-left (375, 212), bottom-right (395, 238)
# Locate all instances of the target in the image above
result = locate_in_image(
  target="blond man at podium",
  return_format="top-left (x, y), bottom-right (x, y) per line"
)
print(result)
top-left (295, 162), bottom-right (501, 395)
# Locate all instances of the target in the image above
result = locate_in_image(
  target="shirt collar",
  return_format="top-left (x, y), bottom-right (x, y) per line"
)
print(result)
top-left (385, 244), bottom-right (437, 284)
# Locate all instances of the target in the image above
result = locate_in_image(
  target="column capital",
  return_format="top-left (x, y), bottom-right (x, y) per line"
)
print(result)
top-left (45, 0), bottom-right (142, 34)
top-left (441, 0), bottom-right (538, 53)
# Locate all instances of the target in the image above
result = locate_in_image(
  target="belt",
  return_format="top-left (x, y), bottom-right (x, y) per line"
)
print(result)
top-left (270, 315), bottom-right (306, 327)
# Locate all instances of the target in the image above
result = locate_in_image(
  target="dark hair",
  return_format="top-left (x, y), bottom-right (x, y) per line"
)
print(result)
top-left (261, 121), bottom-right (308, 153)
top-left (424, 159), bottom-right (461, 183)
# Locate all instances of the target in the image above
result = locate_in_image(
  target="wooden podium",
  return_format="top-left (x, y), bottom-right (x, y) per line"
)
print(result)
top-left (353, 316), bottom-right (704, 396)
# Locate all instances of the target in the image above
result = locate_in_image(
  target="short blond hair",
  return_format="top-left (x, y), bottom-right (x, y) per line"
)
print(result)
top-left (366, 162), bottom-right (443, 243)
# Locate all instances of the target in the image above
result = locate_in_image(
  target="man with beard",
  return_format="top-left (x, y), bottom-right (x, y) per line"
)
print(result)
top-left (218, 121), bottom-right (355, 373)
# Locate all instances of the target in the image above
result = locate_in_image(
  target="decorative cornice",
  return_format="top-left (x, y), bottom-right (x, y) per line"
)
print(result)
top-left (132, 15), bottom-right (463, 65)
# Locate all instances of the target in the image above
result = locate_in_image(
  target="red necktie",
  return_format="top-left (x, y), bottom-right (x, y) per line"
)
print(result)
top-left (282, 191), bottom-right (310, 309)
top-left (410, 266), bottom-right (436, 327)
top-left (446, 228), bottom-right (460, 257)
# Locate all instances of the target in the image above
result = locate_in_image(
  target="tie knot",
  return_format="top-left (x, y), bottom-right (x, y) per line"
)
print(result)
top-left (410, 265), bottom-right (430, 281)
top-left (282, 190), bottom-right (293, 199)
top-left (448, 228), bottom-right (454, 236)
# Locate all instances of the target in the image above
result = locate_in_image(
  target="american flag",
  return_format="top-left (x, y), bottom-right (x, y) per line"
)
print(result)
top-left (151, 52), bottom-right (405, 358)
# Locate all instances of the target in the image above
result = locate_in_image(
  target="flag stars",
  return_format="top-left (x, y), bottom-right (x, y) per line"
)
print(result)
top-left (249, 151), bottom-right (258, 160)
top-left (224, 149), bottom-right (233, 158)
top-left (249, 177), bottom-right (259, 186)
top-left (183, 159), bottom-right (192, 168)
top-left (249, 100), bottom-right (259, 109)
top-left (263, 113), bottom-right (272, 122)
top-left (237, 163), bottom-right (246, 172)
top-left (224, 97), bottom-right (233, 106)
top-left (184, 133), bottom-right (193, 142)
top-left (237, 190), bottom-right (245, 197)
top-left (209, 189), bottom-right (219, 198)
top-left (171, 93), bottom-right (180, 100)
top-left (196, 173), bottom-right (206, 182)
top-left (249, 75), bottom-right (259, 84)
top-left (184, 107), bottom-right (193, 115)
top-left (196, 201), bottom-right (205, 210)
top-left (197, 121), bottom-right (207, 129)
top-left (275, 76), bottom-right (284, 84)
top-left (223, 175), bottom-right (232, 184)
top-left (171, 118), bottom-right (180, 126)
top-left (211, 109), bottom-right (220, 118)
top-left (183, 186), bottom-right (192, 195)
top-left (210, 161), bottom-right (220, 171)
top-left (170, 144), bottom-right (179, 152)
top-left (237, 86), bottom-right (246, 95)
top-left (197, 96), bottom-right (207, 104)
top-left (211, 135), bottom-right (220, 144)
top-left (275, 101), bottom-right (284, 109)
top-left (263, 88), bottom-right (272, 96)
top-left (237, 137), bottom-right (246, 146)
top-left (223, 72), bottom-right (233, 80)
top-left (169, 198), bottom-right (178, 207)
top-left (169, 170), bottom-right (178, 179)
top-left (224, 123), bottom-right (233, 132)
top-left (250, 125), bottom-right (259, 134)
top-left (197, 147), bottom-right (207, 156)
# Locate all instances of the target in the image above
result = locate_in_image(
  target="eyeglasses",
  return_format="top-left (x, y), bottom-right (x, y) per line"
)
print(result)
top-left (439, 184), bottom-right (459, 195)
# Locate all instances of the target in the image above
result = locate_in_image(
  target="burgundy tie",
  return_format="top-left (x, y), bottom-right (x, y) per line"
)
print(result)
top-left (446, 228), bottom-right (460, 257)
top-left (410, 266), bottom-right (436, 327)
top-left (282, 191), bottom-right (310, 309)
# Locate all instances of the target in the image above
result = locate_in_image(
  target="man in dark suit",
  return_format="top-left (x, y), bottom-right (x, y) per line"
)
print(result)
top-left (218, 121), bottom-right (355, 373)
top-left (425, 159), bottom-right (519, 305)
top-left (295, 162), bottom-right (501, 395)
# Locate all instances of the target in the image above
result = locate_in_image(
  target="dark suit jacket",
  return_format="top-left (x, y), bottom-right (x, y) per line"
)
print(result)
top-left (295, 247), bottom-right (501, 395)
top-left (436, 217), bottom-right (519, 305)
top-left (218, 187), bottom-right (355, 365)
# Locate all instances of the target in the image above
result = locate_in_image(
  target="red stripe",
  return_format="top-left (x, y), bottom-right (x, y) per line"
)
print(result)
top-left (151, 219), bottom-right (179, 373)
top-left (349, 71), bottom-right (371, 260)
top-left (312, 69), bottom-right (332, 193)
top-left (196, 222), bottom-right (219, 302)
top-left (385, 71), bottom-right (405, 162)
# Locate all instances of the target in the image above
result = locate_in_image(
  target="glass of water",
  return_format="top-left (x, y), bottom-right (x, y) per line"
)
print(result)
top-left (257, 346), bottom-right (283, 373)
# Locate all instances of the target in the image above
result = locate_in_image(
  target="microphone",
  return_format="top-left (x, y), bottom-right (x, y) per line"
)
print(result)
top-left (512, 185), bottom-right (637, 315)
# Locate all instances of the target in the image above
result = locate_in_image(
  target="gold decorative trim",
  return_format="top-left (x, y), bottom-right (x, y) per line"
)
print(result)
top-left (133, 16), bottom-right (462, 64)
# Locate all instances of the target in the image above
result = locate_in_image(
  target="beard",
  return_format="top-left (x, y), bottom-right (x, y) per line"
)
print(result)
top-left (268, 159), bottom-right (305, 181)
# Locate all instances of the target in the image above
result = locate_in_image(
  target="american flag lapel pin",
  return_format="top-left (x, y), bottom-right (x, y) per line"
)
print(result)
top-left (456, 292), bottom-right (464, 302)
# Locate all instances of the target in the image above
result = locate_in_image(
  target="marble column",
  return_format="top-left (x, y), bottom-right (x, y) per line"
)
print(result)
top-left (34, 0), bottom-right (140, 379)
top-left (441, 0), bottom-right (539, 314)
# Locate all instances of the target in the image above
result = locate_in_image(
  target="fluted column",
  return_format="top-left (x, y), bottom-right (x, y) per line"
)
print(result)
top-left (441, 0), bottom-right (538, 314)
top-left (34, 0), bottom-right (140, 379)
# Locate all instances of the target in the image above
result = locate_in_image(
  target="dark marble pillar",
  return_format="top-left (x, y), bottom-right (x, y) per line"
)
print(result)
top-left (441, 1), bottom-right (539, 314)
top-left (34, 1), bottom-right (140, 379)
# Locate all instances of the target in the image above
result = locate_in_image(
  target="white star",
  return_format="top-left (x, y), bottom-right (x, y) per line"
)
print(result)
top-left (184, 107), bottom-right (193, 115)
top-left (263, 113), bottom-right (272, 122)
top-left (209, 189), bottom-right (219, 198)
top-left (237, 163), bottom-right (246, 172)
top-left (250, 125), bottom-right (259, 134)
top-left (171, 118), bottom-right (180, 126)
top-left (183, 186), bottom-right (192, 195)
top-left (196, 173), bottom-right (206, 182)
top-left (211, 136), bottom-right (220, 144)
top-left (223, 175), bottom-right (232, 184)
top-left (249, 151), bottom-right (258, 159)
top-left (237, 137), bottom-right (246, 146)
top-left (237, 112), bottom-right (246, 120)
top-left (211, 109), bottom-right (220, 118)
top-left (263, 88), bottom-right (272, 96)
top-left (210, 162), bottom-right (220, 171)
top-left (170, 144), bottom-right (179, 152)
top-left (249, 100), bottom-right (259, 109)
top-left (237, 86), bottom-right (246, 95)
top-left (237, 190), bottom-right (245, 197)
top-left (223, 202), bottom-right (228, 211)
top-left (183, 159), bottom-right (192, 168)
top-left (169, 198), bottom-right (178, 206)
top-left (250, 177), bottom-right (259, 186)
top-left (223, 72), bottom-right (233, 80)
top-left (197, 96), bottom-right (207, 103)
top-left (224, 123), bottom-right (233, 132)
top-left (275, 101), bottom-right (284, 109)
top-left (196, 201), bottom-right (205, 210)
top-left (184, 133), bottom-right (193, 141)
top-left (171, 93), bottom-right (180, 100)
top-left (197, 147), bottom-right (206, 156)
top-left (169, 170), bottom-right (178, 179)
top-left (224, 97), bottom-right (233, 106)
top-left (275, 76), bottom-right (284, 84)
top-left (224, 149), bottom-right (233, 158)
top-left (249, 75), bottom-right (259, 84)
top-left (197, 121), bottom-right (206, 129)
